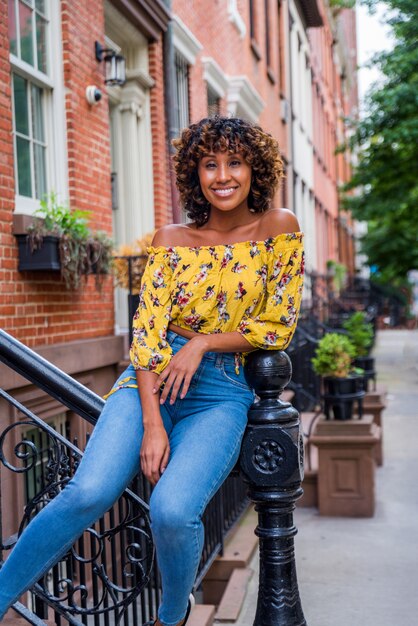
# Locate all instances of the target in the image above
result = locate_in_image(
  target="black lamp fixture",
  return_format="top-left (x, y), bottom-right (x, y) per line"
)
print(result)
top-left (95, 41), bottom-right (126, 86)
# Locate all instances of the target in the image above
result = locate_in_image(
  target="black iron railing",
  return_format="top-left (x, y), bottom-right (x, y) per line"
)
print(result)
top-left (0, 330), bottom-right (248, 625)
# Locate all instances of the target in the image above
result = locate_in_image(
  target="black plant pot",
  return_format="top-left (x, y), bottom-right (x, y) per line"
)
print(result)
top-left (323, 375), bottom-right (365, 421)
top-left (354, 356), bottom-right (376, 392)
top-left (16, 234), bottom-right (60, 271)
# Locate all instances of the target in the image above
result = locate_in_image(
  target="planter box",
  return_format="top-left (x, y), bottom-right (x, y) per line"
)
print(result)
top-left (311, 415), bottom-right (380, 517)
top-left (16, 234), bottom-right (60, 272)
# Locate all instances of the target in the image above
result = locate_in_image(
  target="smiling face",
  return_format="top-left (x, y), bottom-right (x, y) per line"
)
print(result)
top-left (197, 151), bottom-right (252, 214)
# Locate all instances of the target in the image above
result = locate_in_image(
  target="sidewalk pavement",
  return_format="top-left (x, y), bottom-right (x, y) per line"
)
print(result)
top-left (224, 329), bottom-right (418, 626)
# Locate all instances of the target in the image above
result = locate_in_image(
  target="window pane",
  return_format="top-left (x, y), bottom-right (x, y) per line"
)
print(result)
top-left (31, 84), bottom-right (44, 141)
top-left (19, 0), bottom-right (34, 66)
top-left (33, 142), bottom-right (46, 199)
top-left (13, 74), bottom-right (29, 136)
top-left (175, 52), bottom-right (189, 131)
top-left (16, 136), bottom-right (32, 197)
top-left (36, 14), bottom-right (47, 72)
top-left (35, 0), bottom-right (45, 15)
top-left (8, 0), bottom-right (18, 55)
top-left (207, 85), bottom-right (220, 117)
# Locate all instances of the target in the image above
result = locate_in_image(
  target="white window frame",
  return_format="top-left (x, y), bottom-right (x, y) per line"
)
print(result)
top-left (228, 0), bottom-right (246, 38)
top-left (202, 56), bottom-right (229, 99)
top-left (172, 15), bottom-right (202, 66)
top-left (227, 76), bottom-right (265, 122)
top-left (10, 0), bottom-right (68, 215)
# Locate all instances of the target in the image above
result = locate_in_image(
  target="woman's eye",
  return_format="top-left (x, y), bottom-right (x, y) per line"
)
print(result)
top-left (230, 160), bottom-right (241, 167)
top-left (205, 162), bottom-right (216, 169)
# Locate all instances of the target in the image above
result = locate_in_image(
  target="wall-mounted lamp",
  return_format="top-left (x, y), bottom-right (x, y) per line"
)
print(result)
top-left (95, 41), bottom-right (126, 87)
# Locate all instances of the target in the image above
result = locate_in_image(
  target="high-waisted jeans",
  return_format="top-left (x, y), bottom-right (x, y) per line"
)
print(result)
top-left (0, 331), bottom-right (255, 625)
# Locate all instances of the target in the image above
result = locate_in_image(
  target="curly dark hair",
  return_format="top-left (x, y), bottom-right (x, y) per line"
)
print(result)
top-left (172, 116), bottom-right (284, 226)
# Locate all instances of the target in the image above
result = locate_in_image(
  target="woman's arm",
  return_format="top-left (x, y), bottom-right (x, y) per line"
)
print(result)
top-left (136, 370), bottom-right (170, 485)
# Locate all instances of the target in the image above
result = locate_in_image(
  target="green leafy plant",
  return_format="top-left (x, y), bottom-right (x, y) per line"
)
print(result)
top-left (341, 0), bottom-right (418, 286)
top-left (27, 192), bottom-right (113, 290)
top-left (329, 0), bottom-right (356, 8)
top-left (311, 333), bottom-right (356, 378)
top-left (342, 311), bottom-right (374, 357)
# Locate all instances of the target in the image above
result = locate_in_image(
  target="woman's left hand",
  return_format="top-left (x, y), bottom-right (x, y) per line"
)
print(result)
top-left (154, 336), bottom-right (207, 404)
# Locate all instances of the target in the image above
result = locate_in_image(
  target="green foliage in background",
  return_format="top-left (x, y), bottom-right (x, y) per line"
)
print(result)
top-left (342, 0), bottom-right (418, 286)
top-left (311, 333), bottom-right (356, 378)
top-left (342, 311), bottom-right (374, 357)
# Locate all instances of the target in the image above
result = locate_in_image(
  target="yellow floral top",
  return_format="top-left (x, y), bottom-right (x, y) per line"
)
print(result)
top-left (130, 232), bottom-right (305, 374)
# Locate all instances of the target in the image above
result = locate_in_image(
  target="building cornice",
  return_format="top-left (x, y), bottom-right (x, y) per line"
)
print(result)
top-left (110, 0), bottom-right (171, 40)
top-left (298, 0), bottom-right (323, 28)
top-left (202, 57), bottom-right (229, 97)
top-left (227, 76), bottom-right (265, 122)
top-left (172, 15), bottom-right (203, 64)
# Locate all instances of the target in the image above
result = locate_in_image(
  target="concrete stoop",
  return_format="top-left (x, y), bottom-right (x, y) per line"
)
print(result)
top-left (188, 604), bottom-right (216, 626)
top-left (200, 507), bottom-right (258, 625)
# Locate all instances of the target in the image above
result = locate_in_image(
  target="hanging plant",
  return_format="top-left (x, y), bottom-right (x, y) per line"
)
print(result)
top-left (23, 192), bottom-right (113, 291)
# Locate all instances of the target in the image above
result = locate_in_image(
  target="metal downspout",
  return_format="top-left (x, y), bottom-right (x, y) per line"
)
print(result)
top-left (162, 0), bottom-right (181, 223)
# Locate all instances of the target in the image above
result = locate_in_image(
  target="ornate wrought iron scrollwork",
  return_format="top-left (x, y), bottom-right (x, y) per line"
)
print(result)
top-left (0, 390), bottom-right (154, 623)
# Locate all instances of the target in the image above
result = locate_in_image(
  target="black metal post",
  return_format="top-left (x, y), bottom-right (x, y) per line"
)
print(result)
top-left (240, 350), bottom-right (306, 626)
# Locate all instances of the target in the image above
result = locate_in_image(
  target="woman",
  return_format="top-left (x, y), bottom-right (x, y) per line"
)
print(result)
top-left (0, 116), bottom-right (304, 626)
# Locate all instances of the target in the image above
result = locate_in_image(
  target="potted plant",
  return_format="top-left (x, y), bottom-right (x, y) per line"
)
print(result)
top-left (343, 311), bottom-right (375, 391)
top-left (311, 332), bottom-right (364, 420)
top-left (16, 193), bottom-right (113, 291)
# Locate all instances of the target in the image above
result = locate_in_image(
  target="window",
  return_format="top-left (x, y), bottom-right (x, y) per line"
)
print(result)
top-left (174, 51), bottom-right (190, 131)
top-left (277, 0), bottom-right (285, 92)
top-left (8, 0), bottom-right (48, 72)
top-left (12, 74), bottom-right (47, 199)
top-left (8, 0), bottom-right (66, 213)
top-left (264, 0), bottom-right (271, 68)
top-left (249, 0), bottom-right (261, 60)
top-left (207, 85), bottom-right (220, 117)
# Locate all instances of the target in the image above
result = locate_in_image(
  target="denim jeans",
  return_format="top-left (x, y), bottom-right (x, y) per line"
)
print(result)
top-left (0, 331), bottom-right (254, 625)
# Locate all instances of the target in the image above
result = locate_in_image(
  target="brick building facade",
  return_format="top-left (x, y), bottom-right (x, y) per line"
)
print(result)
top-left (0, 0), bottom-right (358, 433)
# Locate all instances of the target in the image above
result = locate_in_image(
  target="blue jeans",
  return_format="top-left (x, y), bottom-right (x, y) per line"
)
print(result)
top-left (0, 331), bottom-right (254, 625)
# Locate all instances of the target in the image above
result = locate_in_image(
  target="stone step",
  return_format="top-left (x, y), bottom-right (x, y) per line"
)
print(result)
top-left (204, 507), bottom-right (258, 581)
top-left (215, 567), bottom-right (254, 622)
top-left (188, 604), bottom-right (216, 626)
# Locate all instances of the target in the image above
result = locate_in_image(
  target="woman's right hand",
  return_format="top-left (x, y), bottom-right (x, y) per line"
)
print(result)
top-left (140, 423), bottom-right (170, 485)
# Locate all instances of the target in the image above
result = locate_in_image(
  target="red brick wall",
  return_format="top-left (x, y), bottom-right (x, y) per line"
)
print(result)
top-left (0, 0), bottom-right (115, 347)
top-left (0, 0), bottom-right (16, 338)
top-left (309, 2), bottom-right (358, 271)
top-left (149, 35), bottom-right (173, 228)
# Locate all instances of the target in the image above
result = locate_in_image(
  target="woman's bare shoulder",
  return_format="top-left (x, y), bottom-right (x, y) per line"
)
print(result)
top-left (151, 224), bottom-right (196, 247)
top-left (259, 208), bottom-right (301, 238)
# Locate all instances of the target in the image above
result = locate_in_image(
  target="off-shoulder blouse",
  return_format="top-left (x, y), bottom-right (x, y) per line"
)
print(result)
top-left (129, 232), bottom-right (305, 374)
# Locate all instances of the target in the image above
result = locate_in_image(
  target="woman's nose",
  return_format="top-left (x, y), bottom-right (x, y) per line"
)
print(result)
top-left (216, 163), bottom-right (231, 182)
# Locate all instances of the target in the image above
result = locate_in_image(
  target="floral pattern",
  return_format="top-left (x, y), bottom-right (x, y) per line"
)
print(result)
top-left (129, 232), bottom-right (305, 374)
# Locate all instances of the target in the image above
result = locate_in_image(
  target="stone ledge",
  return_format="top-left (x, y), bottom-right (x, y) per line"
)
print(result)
top-left (0, 335), bottom-right (124, 391)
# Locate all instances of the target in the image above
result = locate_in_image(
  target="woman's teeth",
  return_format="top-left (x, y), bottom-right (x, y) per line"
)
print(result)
top-left (212, 187), bottom-right (236, 196)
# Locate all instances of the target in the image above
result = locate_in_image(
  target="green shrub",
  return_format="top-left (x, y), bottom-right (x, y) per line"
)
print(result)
top-left (342, 311), bottom-right (374, 357)
top-left (311, 333), bottom-right (356, 378)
